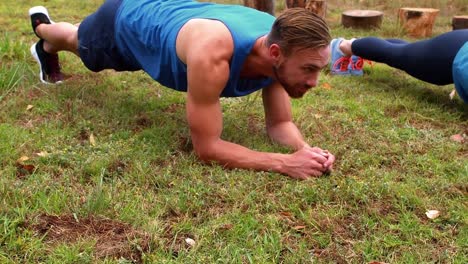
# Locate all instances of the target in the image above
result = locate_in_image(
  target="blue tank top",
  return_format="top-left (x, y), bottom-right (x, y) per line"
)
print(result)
top-left (115, 0), bottom-right (275, 97)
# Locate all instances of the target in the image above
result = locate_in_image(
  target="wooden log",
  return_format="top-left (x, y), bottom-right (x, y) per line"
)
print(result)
top-left (243, 0), bottom-right (275, 15)
top-left (452, 15), bottom-right (468, 30)
top-left (398, 8), bottom-right (439, 38)
top-left (285, 0), bottom-right (327, 18)
top-left (341, 10), bottom-right (383, 29)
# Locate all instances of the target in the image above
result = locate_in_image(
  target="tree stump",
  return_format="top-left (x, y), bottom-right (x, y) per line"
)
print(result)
top-left (243, 0), bottom-right (275, 15)
top-left (285, 0), bottom-right (327, 18)
top-left (398, 8), bottom-right (439, 38)
top-left (341, 10), bottom-right (383, 29)
top-left (452, 15), bottom-right (468, 30)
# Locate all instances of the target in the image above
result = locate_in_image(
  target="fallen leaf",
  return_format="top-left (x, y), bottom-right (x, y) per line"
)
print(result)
top-left (220, 223), bottom-right (233, 230)
top-left (35, 151), bottom-right (49, 157)
top-left (450, 133), bottom-right (465, 143)
top-left (425, 210), bottom-right (440, 219)
top-left (449, 89), bottom-right (457, 100)
top-left (24, 120), bottom-right (34, 128)
top-left (185, 237), bottom-right (196, 247)
top-left (322, 82), bottom-right (332, 90)
top-left (16, 156), bottom-right (30, 164)
top-left (89, 133), bottom-right (96, 146)
top-left (26, 105), bottom-right (34, 111)
top-left (16, 164), bottom-right (36, 178)
top-left (293, 225), bottom-right (306, 230)
top-left (279, 211), bottom-right (293, 218)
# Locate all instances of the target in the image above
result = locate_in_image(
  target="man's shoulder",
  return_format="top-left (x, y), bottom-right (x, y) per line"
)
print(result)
top-left (178, 19), bottom-right (234, 60)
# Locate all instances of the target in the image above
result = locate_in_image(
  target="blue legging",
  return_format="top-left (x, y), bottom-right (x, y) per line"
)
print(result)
top-left (352, 29), bottom-right (468, 86)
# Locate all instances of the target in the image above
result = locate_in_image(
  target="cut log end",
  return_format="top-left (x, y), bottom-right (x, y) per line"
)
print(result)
top-left (452, 15), bottom-right (468, 30)
top-left (398, 7), bottom-right (439, 38)
top-left (341, 10), bottom-right (383, 29)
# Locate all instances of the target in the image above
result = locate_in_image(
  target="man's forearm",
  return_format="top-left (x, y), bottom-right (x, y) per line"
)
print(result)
top-left (267, 121), bottom-right (308, 150)
top-left (195, 138), bottom-right (332, 179)
top-left (196, 138), bottom-right (289, 174)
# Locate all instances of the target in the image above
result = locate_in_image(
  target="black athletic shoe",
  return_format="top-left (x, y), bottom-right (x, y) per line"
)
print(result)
top-left (29, 6), bottom-right (53, 38)
top-left (30, 39), bottom-right (63, 84)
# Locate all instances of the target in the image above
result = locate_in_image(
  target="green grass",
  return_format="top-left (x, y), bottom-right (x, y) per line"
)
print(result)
top-left (1, 0), bottom-right (467, 263)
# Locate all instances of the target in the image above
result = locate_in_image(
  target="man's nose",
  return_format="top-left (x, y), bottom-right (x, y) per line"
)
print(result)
top-left (306, 74), bottom-right (319, 87)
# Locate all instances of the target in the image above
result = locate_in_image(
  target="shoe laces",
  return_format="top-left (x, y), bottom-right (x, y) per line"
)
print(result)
top-left (332, 57), bottom-right (350, 72)
top-left (351, 57), bottom-right (373, 71)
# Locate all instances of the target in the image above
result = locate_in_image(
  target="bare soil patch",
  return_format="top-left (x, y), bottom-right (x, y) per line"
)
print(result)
top-left (27, 213), bottom-right (153, 262)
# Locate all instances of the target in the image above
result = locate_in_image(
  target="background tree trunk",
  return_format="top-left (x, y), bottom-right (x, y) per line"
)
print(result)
top-left (243, 0), bottom-right (275, 15)
top-left (285, 0), bottom-right (327, 18)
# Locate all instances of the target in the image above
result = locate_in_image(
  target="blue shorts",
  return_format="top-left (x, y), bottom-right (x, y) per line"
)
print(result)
top-left (78, 0), bottom-right (140, 72)
top-left (453, 42), bottom-right (468, 104)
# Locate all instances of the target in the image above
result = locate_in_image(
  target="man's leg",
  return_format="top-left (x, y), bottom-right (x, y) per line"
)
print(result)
top-left (29, 6), bottom-right (79, 84)
top-left (35, 22), bottom-right (79, 55)
top-left (336, 38), bottom-right (408, 76)
top-left (30, 0), bottom-right (139, 84)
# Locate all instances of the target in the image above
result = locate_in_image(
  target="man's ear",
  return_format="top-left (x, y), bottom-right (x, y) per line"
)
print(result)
top-left (269, 43), bottom-right (282, 62)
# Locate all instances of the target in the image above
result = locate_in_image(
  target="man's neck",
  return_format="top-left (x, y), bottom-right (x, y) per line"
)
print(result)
top-left (239, 35), bottom-right (273, 79)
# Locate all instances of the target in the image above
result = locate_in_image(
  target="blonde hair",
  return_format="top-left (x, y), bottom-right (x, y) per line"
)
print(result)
top-left (267, 8), bottom-right (331, 55)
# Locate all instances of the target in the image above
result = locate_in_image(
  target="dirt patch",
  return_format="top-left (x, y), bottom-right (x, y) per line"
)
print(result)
top-left (161, 225), bottom-right (195, 258)
top-left (107, 159), bottom-right (128, 177)
top-left (443, 183), bottom-right (468, 198)
top-left (77, 128), bottom-right (91, 143)
top-left (159, 208), bottom-right (195, 258)
top-left (247, 114), bottom-right (262, 134)
top-left (134, 113), bottom-right (153, 132)
top-left (177, 135), bottom-right (193, 153)
top-left (407, 117), bottom-right (449, 131)
top-left (384, 104), bottom-right (407, 118)
top-left (27, 213), bottom-right (153, 262)
top-left (162, 103), bottom-right (182, 114)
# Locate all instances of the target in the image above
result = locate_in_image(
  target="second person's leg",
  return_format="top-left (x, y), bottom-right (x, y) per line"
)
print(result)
top-left (349, 30), bottom-right (468, 85)
top-left (35, 22), bottom-right (79, 55)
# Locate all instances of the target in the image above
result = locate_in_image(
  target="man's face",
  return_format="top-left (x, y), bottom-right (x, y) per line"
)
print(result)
top-left (273, 46), bottom-right (330, 98)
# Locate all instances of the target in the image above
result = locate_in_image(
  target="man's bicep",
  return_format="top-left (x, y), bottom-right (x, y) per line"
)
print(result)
top-left (186, 94), bottom-right (223, 153)
top-left (183, 30), bottom-right (232, 156)
top-left (185, 60), bottom-right (228, 150)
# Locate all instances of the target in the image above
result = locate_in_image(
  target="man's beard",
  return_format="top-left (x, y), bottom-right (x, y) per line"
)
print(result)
top-left (272, 64), bottom-right (308, 99)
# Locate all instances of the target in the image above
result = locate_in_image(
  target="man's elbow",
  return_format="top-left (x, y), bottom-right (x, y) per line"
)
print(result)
top-left (193, 143), bottom-right (217, 163)
top-left (266, 123), bottom-right (281, 140)
top-left (195, 150), bottom-right (213, 163)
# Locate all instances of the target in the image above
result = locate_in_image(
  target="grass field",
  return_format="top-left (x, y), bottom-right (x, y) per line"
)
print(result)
top-left (1, 0), bottom-right (467, 263)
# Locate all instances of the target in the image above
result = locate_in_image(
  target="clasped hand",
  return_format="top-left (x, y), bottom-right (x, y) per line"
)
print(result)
top-left (284, 146), bottom-right (335, 180)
